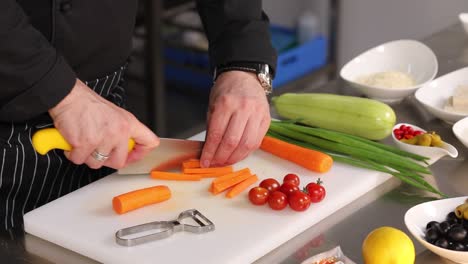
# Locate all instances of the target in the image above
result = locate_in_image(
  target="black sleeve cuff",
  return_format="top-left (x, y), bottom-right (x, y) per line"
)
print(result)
top-left (0, 54), bottom-right (76, 122)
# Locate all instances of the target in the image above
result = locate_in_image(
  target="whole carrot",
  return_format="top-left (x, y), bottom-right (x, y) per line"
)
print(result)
top-left (112, 185), bottom-right (171, 214)
top-left (260, 135), bottom-right (333, 173)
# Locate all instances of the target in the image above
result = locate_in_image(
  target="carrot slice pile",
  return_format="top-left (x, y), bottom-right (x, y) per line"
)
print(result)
top-left (112, 185), bottom-right (171, 214)
top-left (260, 135), bottom-right (333, 173)
top-left (149, 159), bottom-right (258, 199)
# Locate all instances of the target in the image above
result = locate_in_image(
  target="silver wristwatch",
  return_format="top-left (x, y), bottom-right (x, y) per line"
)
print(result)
top-left (213, 63), bottom-right (273, 95)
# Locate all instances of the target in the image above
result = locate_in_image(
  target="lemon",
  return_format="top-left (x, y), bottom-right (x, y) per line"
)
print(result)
top-left (362, 226), bottom-right (415, 264)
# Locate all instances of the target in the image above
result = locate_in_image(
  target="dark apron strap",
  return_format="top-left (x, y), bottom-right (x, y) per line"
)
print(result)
top-left (0, 65), bottom-right (127, 231)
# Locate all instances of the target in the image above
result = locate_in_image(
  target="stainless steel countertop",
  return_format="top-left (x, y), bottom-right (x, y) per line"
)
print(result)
top-left (2, 23), bottom-right (468, 264)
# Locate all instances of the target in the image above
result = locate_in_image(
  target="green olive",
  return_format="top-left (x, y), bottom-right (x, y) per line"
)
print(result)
top-left (417, 134), bottom-right (432, 147)
top-left (429, 132), bottom-right (443, 147)
top-left (456, 204), bottom-right (468, 218)
top-left (401, 137), bottom-right (418, 145)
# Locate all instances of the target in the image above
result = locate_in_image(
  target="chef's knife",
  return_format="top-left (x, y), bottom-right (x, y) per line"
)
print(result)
top-left (32, 128), bottom-right (204, 175)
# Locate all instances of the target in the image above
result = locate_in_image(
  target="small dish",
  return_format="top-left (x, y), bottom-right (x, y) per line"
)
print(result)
top-left (340, 39), bottom-right (438, 103)
top-left (453, 116), bottom-right (468, 148)
top-left (459, 13), bottom-right (468, 35)
top-left (392, 123), bottom-right (458, 165)
top-left (404, 196), bottom-right (468, 264)
top-left (415, 67), bottom-right (468, 124)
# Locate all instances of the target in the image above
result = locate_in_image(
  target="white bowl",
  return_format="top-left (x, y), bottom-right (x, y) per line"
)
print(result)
top-left (415, 67), bottom-right (468, 124)
top-left (453, 116), bottom-right (468, 148)
top-left (392, 123), bottom-right (458, 165)
top-left (404, 196), bottom-right (468, 264)
top-left (459, 13), bottom-right (468, 35)
top-left (340, 39), bottom-right (438, 103)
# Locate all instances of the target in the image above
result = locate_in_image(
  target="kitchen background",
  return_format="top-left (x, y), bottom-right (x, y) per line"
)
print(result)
top-left (125, 0), bottom-right (468, 139)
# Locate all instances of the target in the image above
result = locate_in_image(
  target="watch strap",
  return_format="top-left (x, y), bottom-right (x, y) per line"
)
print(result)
top-left (213, 62), bottom-right (273, 95)
top-left (213, 63), bottom-right (258, 81)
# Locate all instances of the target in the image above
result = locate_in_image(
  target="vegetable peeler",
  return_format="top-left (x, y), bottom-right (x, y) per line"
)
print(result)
top-left (115, 209), bottom-right (215, 246)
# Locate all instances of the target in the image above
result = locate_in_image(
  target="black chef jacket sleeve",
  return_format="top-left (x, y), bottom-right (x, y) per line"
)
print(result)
top-left (0, 0), bottom-right (76, 122)
top-left (196, 0), bottom-right (278, 76)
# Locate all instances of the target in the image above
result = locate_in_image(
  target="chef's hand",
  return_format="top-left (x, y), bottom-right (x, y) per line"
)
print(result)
top-left (48, 79), bottom-right (159, 169)
top-left (200, 71), bottom-right (271, 167)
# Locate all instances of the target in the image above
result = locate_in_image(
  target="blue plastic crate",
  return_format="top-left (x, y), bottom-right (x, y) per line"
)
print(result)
top-left (164, 26), bottom-right (328, 93)
top-left (273, 35), bottom-right (327, 87)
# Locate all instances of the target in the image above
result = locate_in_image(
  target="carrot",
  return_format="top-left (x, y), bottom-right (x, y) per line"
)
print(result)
top-left (151, 171), bottom-right (201, 181)
top-left (182, 159), bottom-right (201, 169)
top-left (260, 135), bottom-right (333, 173)
top-left (194, 172), bottom-right (231, 178)
top-left (211, 185), bottom-right (228, 195)
top-left (183, 165), bottom-right (233, 175)
top-left (212, 169), bottom-right (252, 194)
top-left (151, 153), bottom-right (201, 171)
top-left (226, 174), bottom-right (258, 198)
top-left (212, 168), bottom-right (251, 185)
top-left (112, 185), bottom-right (171, 214)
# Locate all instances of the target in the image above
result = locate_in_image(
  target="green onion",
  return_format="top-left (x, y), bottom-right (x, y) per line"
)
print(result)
top-left (267, 121), bottom-right (445, 197)
top-left (271, 120), bottom-right (429, 162)
top-left (269, 123), bottom-right (430, 174)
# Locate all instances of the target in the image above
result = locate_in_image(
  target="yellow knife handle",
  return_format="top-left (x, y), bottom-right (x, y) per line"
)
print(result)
top-left (32, 128), bottom-right (136, 155)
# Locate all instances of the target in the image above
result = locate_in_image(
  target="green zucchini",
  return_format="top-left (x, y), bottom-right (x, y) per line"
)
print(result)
top-left (271, 93), bottom-right (396, 140)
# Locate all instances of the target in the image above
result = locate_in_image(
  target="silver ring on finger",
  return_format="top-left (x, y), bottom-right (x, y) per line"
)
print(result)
top-left (91, 150), bottom-right (109, 162)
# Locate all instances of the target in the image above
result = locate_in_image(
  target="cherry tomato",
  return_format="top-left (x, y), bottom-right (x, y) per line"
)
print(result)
top-left (248, 187), bottom-right (269, 205)
top-left (305, 178), bottom-right (326, 203)
top-left (283, 173), bottom-right (300, 186)
top-left (268, 191), bottom-right (288, 210)
top-left (288, 190), bottom-right (311, 212)
top-left (280, 182), bottom-right (299, 197)
top-left (259, 178), bottom-right (280, 192)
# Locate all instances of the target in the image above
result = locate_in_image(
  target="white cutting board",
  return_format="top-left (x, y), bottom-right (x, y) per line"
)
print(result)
top-left (24, 132), bottom-right (392, 264)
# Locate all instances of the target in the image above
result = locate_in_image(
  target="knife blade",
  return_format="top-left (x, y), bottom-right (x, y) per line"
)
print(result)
top-left (117, 137), bottom-right (203, 175)
top-left (32, 128), bottom-right (204, 175)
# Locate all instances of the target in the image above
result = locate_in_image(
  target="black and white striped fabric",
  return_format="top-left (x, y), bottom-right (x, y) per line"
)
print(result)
top-left (0, 65), bottom-right (128, 231)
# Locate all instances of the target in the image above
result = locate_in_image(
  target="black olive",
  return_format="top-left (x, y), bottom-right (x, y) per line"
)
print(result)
top-left (426, 221), bottom-right (440, 231)
top-left (425, 227), bottom-right (439, 241)
top-left (435, 238), bottom-right (449, 249)
top-left (448, 225), bottom-right (467, 241)
top-left (448, 218), bottom-right (459, 226)
top-left (447, 211), bottom-right (458, 221)
top-left (463, 220), bottom-right (468, 229)
top-left (447, 214), bottom-right (461, 225)
top-left (439, 221), bottom-right (451, 235)
top-left (450, 242), bottom-right (465, 251)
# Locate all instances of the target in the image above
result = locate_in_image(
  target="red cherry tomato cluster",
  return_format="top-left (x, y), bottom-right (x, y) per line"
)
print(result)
top-left (393, 124), bottom-right (424, 140)
top-left (248, 173), bottom-right (326, 212)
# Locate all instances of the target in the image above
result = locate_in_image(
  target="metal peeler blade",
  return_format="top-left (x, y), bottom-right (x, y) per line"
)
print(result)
top-left (115, 209), bottom-right (215, 246)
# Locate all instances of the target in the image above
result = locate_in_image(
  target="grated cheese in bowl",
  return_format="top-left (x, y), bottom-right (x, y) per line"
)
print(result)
top-left (356, 71), bottom-right (415, 89)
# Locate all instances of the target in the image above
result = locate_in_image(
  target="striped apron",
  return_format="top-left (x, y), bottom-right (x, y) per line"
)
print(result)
top-left (0, 65), bottom-right (128, 231)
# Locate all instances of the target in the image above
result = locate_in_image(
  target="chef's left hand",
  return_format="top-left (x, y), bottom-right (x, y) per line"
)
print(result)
top-left (200, 70), bottom-right (271, 167)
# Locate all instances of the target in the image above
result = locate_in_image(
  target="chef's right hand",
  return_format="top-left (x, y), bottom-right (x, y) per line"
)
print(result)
top-left (48, 79), bottom-right (159, 169)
